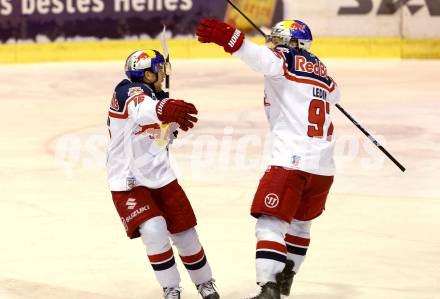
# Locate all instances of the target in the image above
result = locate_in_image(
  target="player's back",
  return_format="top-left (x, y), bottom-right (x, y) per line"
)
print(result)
top-left (263, 46), bottom-right (341, 175)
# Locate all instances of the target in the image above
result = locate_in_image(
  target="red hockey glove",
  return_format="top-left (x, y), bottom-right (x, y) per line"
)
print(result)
top-left (196, 18), bottom-right (245, 54)
top-left (156, 99), bottom-right (198, 131)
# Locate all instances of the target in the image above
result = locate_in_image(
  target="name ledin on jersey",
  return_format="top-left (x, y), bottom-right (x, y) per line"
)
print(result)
top-left (295, 55), bottom-right (328, 78)
top-left (313, 87), bottom-right (327, 100)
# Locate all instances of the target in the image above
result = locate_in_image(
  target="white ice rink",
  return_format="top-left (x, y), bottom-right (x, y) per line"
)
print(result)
top-left (1, 58), bottom-right (439, 299)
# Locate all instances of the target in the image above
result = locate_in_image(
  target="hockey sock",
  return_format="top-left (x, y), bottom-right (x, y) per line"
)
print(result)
top-left (285, 219), bottom-right (312, 273)
top-left (255, 215), bottom-right (289, 284)
top-left (171, 228), bottom-right (213, 285)
top-left (139, 217), bottom-right (181, 288)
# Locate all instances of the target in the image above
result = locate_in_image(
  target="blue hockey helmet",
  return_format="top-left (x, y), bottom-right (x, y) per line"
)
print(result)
top-left (125, 49), bottom-right (167, 81)
top-left (268, 20), bottom-right (313, 50)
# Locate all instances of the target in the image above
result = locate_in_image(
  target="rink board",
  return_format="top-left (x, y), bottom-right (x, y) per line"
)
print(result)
top-left (1, 37), bottom-right (440, 64)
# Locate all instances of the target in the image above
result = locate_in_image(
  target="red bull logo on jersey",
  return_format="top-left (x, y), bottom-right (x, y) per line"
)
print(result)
top-left (135, 123), bottom-right (161, 138)
top-left (134, 123), bottom-right (178, 147)
top-left (295, 55), bottom-right (328, 78)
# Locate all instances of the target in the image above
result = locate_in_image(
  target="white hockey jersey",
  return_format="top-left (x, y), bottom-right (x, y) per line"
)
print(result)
top-left (234, 40), bottom-right (341, 176)
top-left (106, 79), bottom-right (176, 191)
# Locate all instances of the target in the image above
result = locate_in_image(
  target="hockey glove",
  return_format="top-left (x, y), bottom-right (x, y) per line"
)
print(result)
top-left (156, 99), bottom-right (198, 131)
top-left (196, 18), bottom-right (245, 54)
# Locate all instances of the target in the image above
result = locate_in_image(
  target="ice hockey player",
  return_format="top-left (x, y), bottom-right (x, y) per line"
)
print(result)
top-left (106, 49), bottom-right (220, 299)
top-left (196, 19), bottom-right (341, 299)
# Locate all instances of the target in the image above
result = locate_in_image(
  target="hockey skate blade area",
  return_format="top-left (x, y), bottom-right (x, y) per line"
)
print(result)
top-left (0, 58), bottom-right (439, 299)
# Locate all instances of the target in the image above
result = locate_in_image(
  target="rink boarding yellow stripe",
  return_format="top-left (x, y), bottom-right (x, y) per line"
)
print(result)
top-left (1, 37), bottom-right (439, 63)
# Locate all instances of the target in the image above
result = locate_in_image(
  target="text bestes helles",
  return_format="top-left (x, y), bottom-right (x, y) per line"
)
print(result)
top-left (0, 0), bottom-right (193, 16)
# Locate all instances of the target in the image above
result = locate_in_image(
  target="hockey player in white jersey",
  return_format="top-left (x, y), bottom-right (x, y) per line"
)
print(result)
top-left (106, 49), bottom-right (219, 299)
top-left (196, 19), bottom-right (341, 298)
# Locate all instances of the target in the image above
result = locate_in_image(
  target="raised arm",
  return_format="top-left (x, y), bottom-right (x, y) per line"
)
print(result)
top-left (196, 18), bottom-right (283, 77)
top-left (233, 40), bottom-right (284, 77)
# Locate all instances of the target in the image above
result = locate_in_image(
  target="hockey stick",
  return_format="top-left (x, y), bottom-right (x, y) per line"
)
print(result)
top-left (161, 25), bottom-right (179, 142)
top-left (333, 105), bottom-right (405, 172)
top-left (224, 0), bottom-right (406, 172)
top-left (161, 25), bottom-right (170, 90)
top-left (226, 0), bottom-right (267, 38)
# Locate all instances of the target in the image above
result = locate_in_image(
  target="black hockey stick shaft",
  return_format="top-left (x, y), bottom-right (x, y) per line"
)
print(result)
top-left (226, 0), bottom-right (267, 38)
top-left (335, 104), bottom-right (405, 172)
top-left (225, 0), bottom-right (406, 172)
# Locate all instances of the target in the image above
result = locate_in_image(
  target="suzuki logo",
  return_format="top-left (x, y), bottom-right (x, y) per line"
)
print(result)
top-left (338, 0), bottom-right (440, 16)
top-left (126, 198), bottom-right (137, 210)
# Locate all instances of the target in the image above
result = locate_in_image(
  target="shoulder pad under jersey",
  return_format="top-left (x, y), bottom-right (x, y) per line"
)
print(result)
top-left (110, 79), bottom-right (157, 114)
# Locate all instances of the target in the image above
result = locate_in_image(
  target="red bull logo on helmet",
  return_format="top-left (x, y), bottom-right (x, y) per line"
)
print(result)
top-left (135, 50), bottom-right (157, 62)
top-left (136, 51), bottom-right (150, 62)
top-left (289, 22), bottom-right (305, 33)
